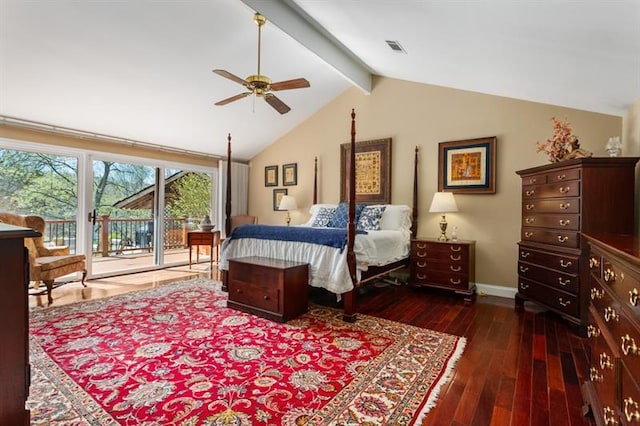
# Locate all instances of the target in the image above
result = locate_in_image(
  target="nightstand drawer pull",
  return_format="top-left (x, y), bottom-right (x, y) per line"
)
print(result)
top-left (559, 203), bottom-right (571, 210)
top-left (621, 335), bottom-right (639, 356)
top-left (624, 397), bottom-right (640, 423)
top-left (417, 252), bottom-right (427, 258)
top-left (450, 246), bottom-right (461, 252)
top-left (630, 288), bottom-right (639, 307)
top-left (519, 282), bottom-right (529, 290)
top-left (557, 235), bottom-right (569, 243)
top-left (263, 295), bottom-right (270, 300)
top-left (449, 278), bottom-right (461, 285)
top-left (558, 298), bottom-right (571, 307)
top-left (450, 254), bottom-right (461, 261)
top-left (416, 243), bottom-right (428, 249)
top-left (560, 259), bottom-right (572, 268)
top-left (604, 306), bottom-right (619, 322)
top-left (559, 219), bottom-right (571, 226)
top-left (450, 265), bottom-right (461, 272)
top-left (558, 277), bottom-right (570, 286)
top-left (559, 186), bottom-right (571, 193)
top-left (417, 274), bottom-right (427, 279)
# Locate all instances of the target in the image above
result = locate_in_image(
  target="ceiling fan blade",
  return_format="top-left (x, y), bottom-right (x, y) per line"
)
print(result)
top-left (264, 93), bottom-right (291, 114)
top-left (212, 69), bottom-right (249, 87)
top-left (215, 92), bottom-right (252, 106)
top-left (270, 78), bottom-right (310, 91)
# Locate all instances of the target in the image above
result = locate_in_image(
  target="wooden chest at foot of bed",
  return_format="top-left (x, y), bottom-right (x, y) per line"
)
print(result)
top-left (227, 256), bottom-right (309, 322)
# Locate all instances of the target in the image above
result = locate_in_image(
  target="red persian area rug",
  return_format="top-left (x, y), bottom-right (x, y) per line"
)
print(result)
top-left (27, 279), bottom-right (465, 425)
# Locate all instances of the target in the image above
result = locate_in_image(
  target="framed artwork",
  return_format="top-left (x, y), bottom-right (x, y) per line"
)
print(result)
top-left (265, 165), bottom-right (278, 187)
top-left (273, 188), bottom-right (287, 211)
top-left (340, 137), bottom-right (392, 204)
top-left (282, 163), bottom-right (298, 186)
top-left (438, 136), bottom-right (497, 194)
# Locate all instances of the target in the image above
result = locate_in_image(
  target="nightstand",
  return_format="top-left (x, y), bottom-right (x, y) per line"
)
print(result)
top-left (409, 238), bottom-right (476, 302)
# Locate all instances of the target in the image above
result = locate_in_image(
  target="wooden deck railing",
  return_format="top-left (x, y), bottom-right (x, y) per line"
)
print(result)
top-left (44, 216), bottom-right (199, 256)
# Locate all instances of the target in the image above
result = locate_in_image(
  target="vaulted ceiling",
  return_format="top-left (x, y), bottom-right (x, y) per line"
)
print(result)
top-left (1, 0), bottom-right (638, 161)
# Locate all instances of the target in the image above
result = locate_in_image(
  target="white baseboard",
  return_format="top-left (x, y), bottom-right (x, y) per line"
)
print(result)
top-left (476, 282), bottom-right (517, 299)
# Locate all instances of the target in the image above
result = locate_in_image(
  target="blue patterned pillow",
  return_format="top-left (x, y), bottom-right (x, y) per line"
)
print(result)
top-left (327, 203), bottom-right (365, 228)
top-left (312, 207), bottom-right (336, 227)
top-left (357, 206), bottom-right (387, 231)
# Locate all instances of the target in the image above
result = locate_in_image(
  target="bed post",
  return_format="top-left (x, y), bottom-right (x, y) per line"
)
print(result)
top-left (313, 156), bottom-right (318, 205)
top-left (343, 109), bottom-right (357, 322)
top-left (222, 133), bottom-right (232, 291)
top-left (412, 146), bottom-right (419, 237)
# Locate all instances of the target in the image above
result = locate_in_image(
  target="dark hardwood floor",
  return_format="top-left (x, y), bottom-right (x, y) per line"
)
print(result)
top-left (323, 283), bottom-right (594, 426)
top-left (37, 267), bottom-right (594, 426)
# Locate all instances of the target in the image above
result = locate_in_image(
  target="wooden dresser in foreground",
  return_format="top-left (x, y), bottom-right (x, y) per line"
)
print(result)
top-left (515, 157), bottom-right (639, 335)
top-left (0, 223), bottom-right (40, 426)
top-left (581, 233), bottom-right (640, 426)
top-left (409, 238), bottom-right (476, 302)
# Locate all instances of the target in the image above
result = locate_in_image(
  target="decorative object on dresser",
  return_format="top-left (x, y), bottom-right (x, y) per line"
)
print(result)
top-left (536, 117), bottom-right (592, 163)
top-left (227, 256), bottom-right (309, 322)
top-left (0, 223), bottom-right (40, 425)
top-left (581, 234), bottom-right (640, 426)
top-left (605, 136), bottom-right (622, 157)
top-left (428, 191), bottom-right (458, 241)
top-left (410, 238), bottom-right (476, 302)
top-left (277, 194), bottom-right (297, 226)
top-left (515, 157), bottom-right (639, 336)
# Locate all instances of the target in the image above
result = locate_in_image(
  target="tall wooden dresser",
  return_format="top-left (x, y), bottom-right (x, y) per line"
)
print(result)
top-left (582, 234), bottom-right (640, 426)
top-left (0, 223), bottom-right (40, 425)
top-left (515, 157), bottom-right (638, 335)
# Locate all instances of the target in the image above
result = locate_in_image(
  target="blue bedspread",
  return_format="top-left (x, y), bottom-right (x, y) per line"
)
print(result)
top-left (229, 224), bottom-right (366, 251)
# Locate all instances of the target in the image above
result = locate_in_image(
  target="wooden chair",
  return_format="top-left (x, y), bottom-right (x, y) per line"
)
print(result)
top-left (0, 212), bottom-right (87, 305)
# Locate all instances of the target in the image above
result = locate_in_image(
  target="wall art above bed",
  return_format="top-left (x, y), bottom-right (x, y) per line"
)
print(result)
top-left (340, 138), bottom-right (392, 204)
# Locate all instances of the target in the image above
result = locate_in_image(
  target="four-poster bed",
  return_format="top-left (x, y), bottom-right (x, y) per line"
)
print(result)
top-left (220, 109), bottom-right (419, 321)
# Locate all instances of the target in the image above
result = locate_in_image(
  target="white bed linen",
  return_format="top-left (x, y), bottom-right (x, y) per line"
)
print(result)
top-left (219, 229), bottom-right (409, 294)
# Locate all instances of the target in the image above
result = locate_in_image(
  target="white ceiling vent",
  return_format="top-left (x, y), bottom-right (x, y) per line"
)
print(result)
top-left (385, 40), bottom-right (406, 54)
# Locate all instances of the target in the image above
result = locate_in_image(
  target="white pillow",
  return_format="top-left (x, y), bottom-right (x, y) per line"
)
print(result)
top-left (373, 204), bottom-right (412, 231)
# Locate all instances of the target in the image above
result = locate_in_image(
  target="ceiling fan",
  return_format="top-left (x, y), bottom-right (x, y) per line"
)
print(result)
top-left (213, 12), bottom-right (310, 114)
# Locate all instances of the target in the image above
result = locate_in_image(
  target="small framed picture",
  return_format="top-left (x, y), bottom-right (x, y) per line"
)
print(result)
top-left (273, 188), bottom-right (287, 211)
top-left (265, 165), bottom-right (278, 187)
top-left (438, 136), bottom-right (497, 194)
top-left (282, 163), bottom-right (298, 186)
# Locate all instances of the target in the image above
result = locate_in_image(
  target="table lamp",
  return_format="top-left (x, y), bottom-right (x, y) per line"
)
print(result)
top-left (278, 195), bottom-right (298, 226)
top-left (429, 192), bottom-right (458, 241)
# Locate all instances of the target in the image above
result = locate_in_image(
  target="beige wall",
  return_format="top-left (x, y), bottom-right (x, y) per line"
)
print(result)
top-left (248, 76), bottom-right (623, 290)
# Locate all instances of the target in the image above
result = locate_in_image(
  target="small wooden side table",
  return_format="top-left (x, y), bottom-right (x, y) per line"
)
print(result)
top-left (188, 230), bottom-right (220, 271)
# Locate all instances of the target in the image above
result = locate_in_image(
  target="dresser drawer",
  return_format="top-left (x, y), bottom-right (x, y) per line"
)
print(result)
top-left (522, 198), bottom-right (580, 214)
top-left (621, 367), bottom-right (640, 425)
top-left (589, 321), bottom-right (619, 418)
top-left (518, 277), bottom-right (579, 317)
top-left (518, 261), bottom-right (579, 293)
top-left (521, 213), bottom-right (580, 231)
top-left (600, 257), bottom-right (640, 315)
top-left (522, 180), bottom-right (580, 200)
top-left (228, 279), bottom-right (280, 312)
top-left (518, 245), bottom-right (580, 274)
top-left (521, 228), bottom-right (579, 248)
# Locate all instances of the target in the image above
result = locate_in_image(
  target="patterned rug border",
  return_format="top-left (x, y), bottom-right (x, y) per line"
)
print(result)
top-left (29, 278), bottom-right (466, 425)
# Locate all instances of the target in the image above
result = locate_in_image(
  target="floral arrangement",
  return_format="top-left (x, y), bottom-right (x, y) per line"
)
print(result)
top-left (536, 117), bottom-right (579, 162)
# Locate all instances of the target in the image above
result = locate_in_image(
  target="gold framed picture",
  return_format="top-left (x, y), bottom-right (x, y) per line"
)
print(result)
top-left (340, 137), bottom-right (392, 204)
top-left (438, 136), bottom-right (497, 194)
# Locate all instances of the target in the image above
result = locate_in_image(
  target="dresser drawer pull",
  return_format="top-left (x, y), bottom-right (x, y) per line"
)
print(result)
top-left (528, 178), bottom-right (537, 184)
top-left (519, 282), bottom-right (529, 290)
top-left (558, 298), bottom-right (571, 307)
top-left (519, 266), bottom-right (529, 273)
top-left (450, 254), bottom-right (461, 261)
top-left (630, 288), bottom-right (639, 307)
top-left (560, 259), bottom-right (572, 268)
top-left (559, 219), bottom-right (571, 226)
top-left (525, 204), bottom-right (535, 210)
top-left (559, 186), bottom-right (571, 193)
top-left (621, 335), bottom-right (639, 356)
top-left (603, 406), bottom-right (619, 425)
top-left (589, 367), bottom-right (603, 382)
top-left (450, 246), bottom-right (462, 252)
top-left (604, 307), bottom-right (619, 322)
top-left (589, 257), bottom-right (600, 269)
top-left (521, 251), bottom-right (531, 258)
top-left (557, 235), bottom-right (569, 243)
top-left (525, 189), bottom-right (535, 196)
top-left (557, 277), bottom-right (570, 286)
top-left (449, 278), bottom-right (461, 285)
top-left (559, 202), bottom-right (571, 210)
top-left (604, 268), bottom-right (616, 283)
top-left (525, 217), bottom-right (535, 224)
top-left (600, 352), bottom-right (614, 370)
top-left (417, 252), bottom-right (427, 258)
top-left (557, 174), bottom-right (567, 180)
top-left (591, 287), bottom-right (604, 300)
top-left (623, 397), bottom-right (640, 423)
top-left (587, 324), bottom-right (601, 338)
top-left (417, 261), bottom-right (427, 268)
top-left (524, 232), bottom-right (534, 238)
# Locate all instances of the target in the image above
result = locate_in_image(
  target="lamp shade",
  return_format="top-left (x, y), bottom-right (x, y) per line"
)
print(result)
top-left (429, 192), bottom-right (458, 213)
top-left (278, 195), bottom-right (298, 211)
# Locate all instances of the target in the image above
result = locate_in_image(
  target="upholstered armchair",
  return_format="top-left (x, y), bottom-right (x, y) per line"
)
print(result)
top-left (230, 215), bottom-right (257, 233)
top-left (0, 212), bottom-right (87, 304)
